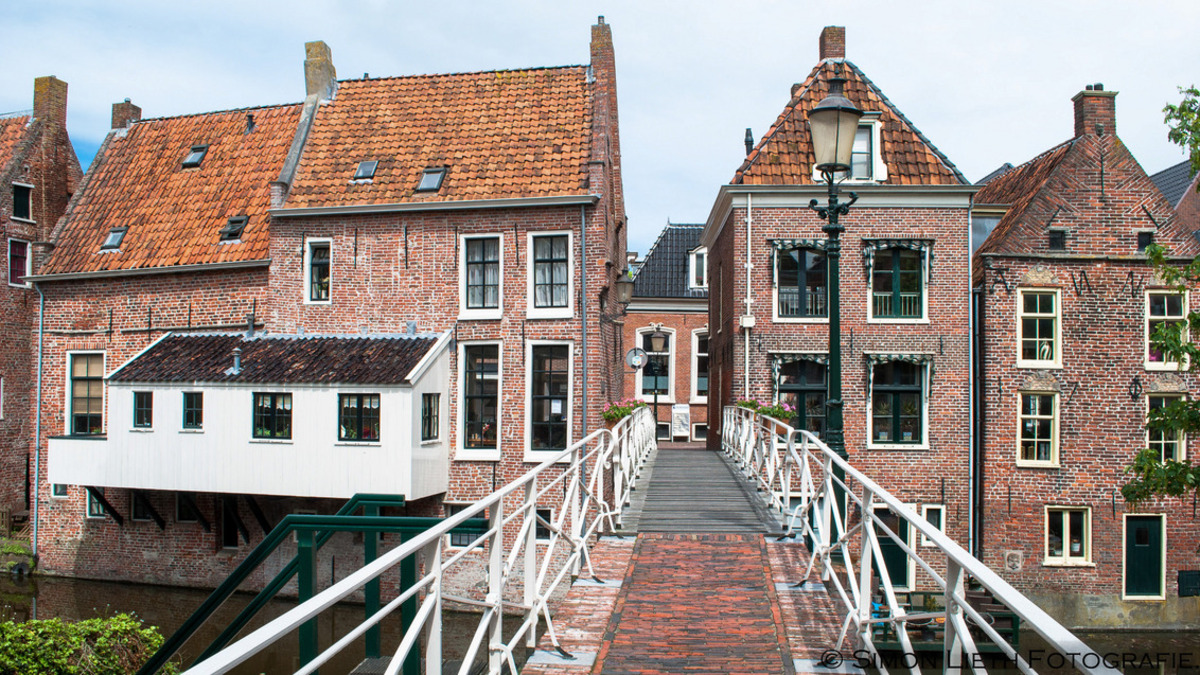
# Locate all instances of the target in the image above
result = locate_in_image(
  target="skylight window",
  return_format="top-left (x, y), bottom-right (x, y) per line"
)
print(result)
top-left (182, 145), bottom-right (208, 168)
top-left (417, 168), bottom-right (447, 192)
top-left (219, 216), bottom-right (249, 241)
top-left (353, 161), bottom-right (378, 180)
top-left (101, 227), bottom-right (127, 250)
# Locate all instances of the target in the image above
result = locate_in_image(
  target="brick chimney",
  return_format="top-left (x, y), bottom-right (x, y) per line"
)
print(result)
top-left (111, 98), bottom-right (141, 129)
top-left (304, 41), bottom-right (337, 100)
top-left (33, 76), bottom-right (68, 128)
top-left (819, 26), bottom-right (846, 61)
top-left (1072, 83), bottom-right (1117, 138)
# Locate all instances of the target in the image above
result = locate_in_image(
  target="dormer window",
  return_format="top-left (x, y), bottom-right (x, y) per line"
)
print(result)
top-left (100, 227), bottom-right (127, 250)
top-left (219, 216), bottom-right (249, 241)
top-left (689, 247), bottom-right (708, 289)
top-left (12, 183), bottom-right (32, 221)
top-left (353, 161), bottom-right (378, 180)
top-left (417, 168), bottom-right (447, 192)
top-left (182, 145), bottom-right (208, 168)
top-left (822, 113), bottom-right (887, 183)
top-left (850, 126), bottom-right (872, 179)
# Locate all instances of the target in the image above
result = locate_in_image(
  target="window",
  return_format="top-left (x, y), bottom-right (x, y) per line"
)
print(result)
top-left (850, 125), bottom-right (872, 179)
top-left (689, 247), bottom-right (708, 289)
top-left (1138, 231), bottom-right (1154, 252)
top-left (101, 227), bottom-right (127, 250)
top-left (1146, 291), bottom-right (1187, 369)
top-left (132, 493), bottom-right (152, 522)
top-left (1148, 394), bottom-right (1185, 461)
top-left (133, 391), bottom-right (152, 428)
top-left (871, 360), bottom-right (924, 445)
top-left (8, 239), bottom-right (30, 287)
top-left (417, 167), bottom-right (447, 191)
top-left (778, 359), bottom-right (827, 437)
top-left (1017, 289), bottom-right (1060, 368)
top-left (1018, 392), bottom-right (1058, 466)
top-left (871, 248), bottom-right (923, 320)
top-left (657, 422), bottom-right (670, 440)
top-left (305, 239), bottom-right (331, 303)
top-left (920, 504), bottom-right (945, 546)
top-left (1048, 230), bottom-right (1066, 250)
top-left (353, 160), bottom-right (378, 180)
top-left (220, 497), bottom-right (240, 548)
top-left (529, 344), bottom-right (570, 453)
top-left (51, 483), bottom-right (68, 498)
top-left (12, 183), bottom-right (32, 221)
top-left (530, 233), bottom-right (570, 313)
top-left (1045, 506), bottom-right (1090, 564)
top-left (70, 353), bottom-right (104, 435)
top-left (219, 216), bottom-right (248, 241)
top-left (638, 329), bottom-right (672, 401)
top-left (183, 392), bottom-right (203, 429)
top-left (692, 424), bottom-right (708, 441)
top-left (462, 344), bottom-right (499, 452)
top-left (443, 503), bottom-right (474, 547)
top-left (176, 493), bottom-right (199, 522)
top-left (338, 393), bottom-right (380, 441)
top-left (421, 393), bottom-right (440, 441)
top-left (182, 145), bottom-right (208, 168)
top-left (777, 248), bottom-right (827, 319)
top-left (536, 507), bottom-right (552, 541)
top-left (252, 393), bottom-right (292, 439)
top-left (692, 332), bottom-right (709, 401)
top-left (461, 235), bottom-right (502, 317)
top-left (86, 488), bottom-right (106, 519)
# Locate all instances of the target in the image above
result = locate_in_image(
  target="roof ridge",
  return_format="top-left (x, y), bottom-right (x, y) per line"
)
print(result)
top-left (980, 138), bottom-right (1076, 196)
top-left (735, 65), bottom-right (821, 182)
top-left (845, 61), bottom-right (967, 185)
top-left (633, 223), bottom-right (677, 280)
top-left (131, 101), bottom-right (303, 125)
top-left (0, 109), bottom-right (32, 120)
top-left (341, 64), bottom-right (588, 84)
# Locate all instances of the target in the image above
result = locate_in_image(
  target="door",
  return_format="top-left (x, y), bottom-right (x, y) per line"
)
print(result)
top-left (1125, 515), bottom-right (1164, 597)
top-left (874, 505), bottom-right (912, 590)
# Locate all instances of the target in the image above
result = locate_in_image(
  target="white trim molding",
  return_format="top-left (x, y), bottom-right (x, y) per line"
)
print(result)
top-left (459, 233), bottom-right (504, 321)
top-left (525, 230), bottom-right (574, 320)
top-left (524, 339), bottom-right (574, 462)
top-left (456, 340), bottom-right (502, 462)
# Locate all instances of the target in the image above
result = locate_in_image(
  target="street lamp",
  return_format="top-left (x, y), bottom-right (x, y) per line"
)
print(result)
top-left (614, 270), bottom-right (635, 306)
top-left (649, 323), bottom-right (668, 440)
top-left (807, 75), bottom-right (863, 463)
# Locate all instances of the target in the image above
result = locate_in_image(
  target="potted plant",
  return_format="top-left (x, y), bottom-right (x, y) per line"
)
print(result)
top-left (602, 398), bottom-right (647, 427)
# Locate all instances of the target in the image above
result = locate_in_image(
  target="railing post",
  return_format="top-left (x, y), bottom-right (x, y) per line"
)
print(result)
top-left (400, 533), bottom-right (419, 675)
top-left (857, 491), bottom-right (876, 645)
top-left (488, 495), bottom-right (505, 674)
top-left (944, 559), bottom-right (964, 670)
top-left (524, 481), bottom-right (538, 649)
top-left (422, 538), bottom-right (443, 675)
top-left (297, 527), bottom-right (318, 672)
top-left (363, 503), bottom-right (381, 660)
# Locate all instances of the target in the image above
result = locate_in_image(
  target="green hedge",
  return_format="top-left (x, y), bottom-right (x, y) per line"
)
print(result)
top-left (0, 613), bottom-right (177, 674)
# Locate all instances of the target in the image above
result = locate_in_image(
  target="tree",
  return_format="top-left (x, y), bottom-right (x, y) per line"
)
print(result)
top-left (1164, 85), bottom-right (1200, 177)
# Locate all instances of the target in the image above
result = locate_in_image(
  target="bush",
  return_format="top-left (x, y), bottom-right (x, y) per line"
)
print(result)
top-left (601, 398), bottom-right (647, 422)
top-left (0, 613), bottom-right (178, 674)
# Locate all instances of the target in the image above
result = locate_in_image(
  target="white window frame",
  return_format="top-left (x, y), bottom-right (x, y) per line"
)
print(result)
top-left (525, 230), bottom-right (573, 319)
top-left (536, 506), bottom-right (554, 542)
top-left (524, 340), bottom-right (573, 462)
top-left (772, 246), bottom-right (829, 325)
top-left (866, 359), bottom-right (930, 450)
top-left (131, 390), bottom-right (154, 432)
top-left (1145, 289), bottom-right (1188, 371)
top-left (1147, 394), bottom-right (1186, 462)
top-left (635, 326), bottom-right (675, 404)
top-left (456, 340), bottom-right (502, 461)
top-left (65, 351), bottom-right (105, 436)
top-left (7, 238), bottom-right (31, 288)
top-left (688, 247), bottom-right (708, 290)
top-left (691, 423), bottom-right (708, 442)
top-left (11, 182), bottom-right (34, 223)
top-left (920, 504), bottom-right (945, 546)
top-left (691, 329), bottom-right (709, 404)
top-left (1016, 288), bottom-right (1062, 369)
top-left (459, 233), bottom-right (504, 320)
top-left (1016, 391), bottom-right (1059, 468)
top-left (1043, 505), bottom-right (1092, 566)
top-left (303, 237), bottom-right (333, 305)
top-left (1122, 513), bottom-right (1166, 601)
top-left (810, 115), bottom-right (888, 183)
top-left (867, 247), bottom-right (929, 325)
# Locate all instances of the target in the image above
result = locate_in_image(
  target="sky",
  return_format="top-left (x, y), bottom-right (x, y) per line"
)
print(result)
top-left (4, 0), bottom-right (1199, 256)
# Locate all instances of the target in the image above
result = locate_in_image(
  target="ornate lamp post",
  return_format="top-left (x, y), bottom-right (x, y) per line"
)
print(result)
top-left (648, 323), bottom-right (668, 439)
top-left (806, 76), bottom-right (863, 462)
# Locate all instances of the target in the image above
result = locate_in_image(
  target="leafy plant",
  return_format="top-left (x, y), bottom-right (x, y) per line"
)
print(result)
top-left (0, 613), bottom-right (178, 674)
top-left (1164, 85), bottom-right (1200, 177)
top-left (601, 398), bottom-right (647, 422)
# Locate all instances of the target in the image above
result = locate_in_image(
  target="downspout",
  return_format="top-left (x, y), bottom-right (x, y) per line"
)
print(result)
top-left (32, 282), bottom-right (45, 560)
top-left (966, 203), bottom-right (976, 558)
top-left (744, 193), bottom-right (752, 400)
top-left (580, 205), bottom-right (589, 438)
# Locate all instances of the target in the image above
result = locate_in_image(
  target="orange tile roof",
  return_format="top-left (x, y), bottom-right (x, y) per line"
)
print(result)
top-left (0, 115), bottom-right (32, 174)
top-left (973, 140), bottom-right (1074, 254)
top-left (41, 103), bottom-right (302, 276)
top-left (285, 67), bottom-right (593, 208)
top-left (736, 61), bottom-right (965, 186)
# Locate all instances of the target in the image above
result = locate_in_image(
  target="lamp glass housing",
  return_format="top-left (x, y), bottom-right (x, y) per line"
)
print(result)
top-left (649, 330), bottom-right (667, 353)
top-left (614, 274), bottom-right (634, 305)
top-left (808, 78), bottom-right (864, 173)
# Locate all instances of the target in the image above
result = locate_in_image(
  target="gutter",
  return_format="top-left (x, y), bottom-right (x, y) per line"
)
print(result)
top-left (26, 258), bottom-right (270, 283)
top-left (272, 194), bottom-right (599, 218)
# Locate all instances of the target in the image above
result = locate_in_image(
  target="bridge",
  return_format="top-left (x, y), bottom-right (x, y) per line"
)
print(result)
top-left (163, 407), bottom-right (1117, 675)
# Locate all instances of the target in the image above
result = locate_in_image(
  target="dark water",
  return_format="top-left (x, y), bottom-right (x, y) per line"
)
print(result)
top-left (1, 574), bottom-right (528, 674)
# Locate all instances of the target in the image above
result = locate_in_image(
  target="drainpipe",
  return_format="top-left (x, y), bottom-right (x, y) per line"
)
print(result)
top-left (744, 194), bottom-right (753, 399)
top-left (580, 205), bottom-right (589, 438)
top-left (966, 203), bottom-right (976, 558)
top-left (32, 282), bottom-right (45, 559)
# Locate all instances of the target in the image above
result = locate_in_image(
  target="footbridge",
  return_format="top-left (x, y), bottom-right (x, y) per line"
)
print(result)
top-left (166, 407), bottom-right (1117, 675)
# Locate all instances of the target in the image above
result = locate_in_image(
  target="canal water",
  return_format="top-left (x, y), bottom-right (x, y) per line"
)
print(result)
top-left (1, 574), bottom-right (528, 674)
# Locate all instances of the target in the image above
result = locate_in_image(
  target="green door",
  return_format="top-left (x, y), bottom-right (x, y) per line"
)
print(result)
top-left (874, 507), bottom-right (911, 590)
top-left (1125, 516), bottom-right (1163, 597)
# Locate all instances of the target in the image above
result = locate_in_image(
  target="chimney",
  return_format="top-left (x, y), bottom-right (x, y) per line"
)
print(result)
top-left (819, 26), bottom-right (846, 61)
top-left (1072, 83), bottom-right (1117, 139)
top-left (33, 76), bottom-right (68, 128)
top-left (111, 98), bottom-right (141, 129)
top-left (744, 128), bottom-right (755, 155)
top-left (304, 41), bottom-right (337, 100)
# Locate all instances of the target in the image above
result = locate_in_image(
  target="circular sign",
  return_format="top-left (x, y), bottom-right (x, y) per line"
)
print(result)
top-left (625, 348), bottom-right (648, 370)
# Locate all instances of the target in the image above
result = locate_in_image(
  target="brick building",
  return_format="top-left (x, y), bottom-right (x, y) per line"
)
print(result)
top-left (701, 26), bottom-right (975, 587)
top-left (0, 76), bottom-right (82, 513)
top-left (30, 18), bottom-right (626, 589)
top-left (622, 223), bottom-right (709, 442)
top-left (974, 85), bottom-right (1199, 627)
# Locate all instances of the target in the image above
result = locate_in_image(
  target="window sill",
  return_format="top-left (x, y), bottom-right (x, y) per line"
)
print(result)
top-left (179, 428), bottom-right (204, 434)
top-left (10, 216), bottom-right (35, 225)
top-left (455, 448), bottom-right (500, 462)
top-left (868, 442), bottom-right (930, 451)
top-left (1016, 361), bottom-right (1062, 370)
top-left (1041, 559), bottom-right (1094, 568)
top-left (1121, 594), bottom-right (1165, 602)
top-left (303, 298), bottom-right (332, 306)
top-left (249, 438), bottom-right (294, 445)
top-left (772, 316), bottom-right (829, 324)
top-left (1016, 461), bottom-right (1060, 469)
top-left (459, 309), bottom-right (503, 321)
top-left (1144, 363), bottom-right (1183, 372)
top-left (130, 427), bottom-right (154, 433)
top-left (636, 396), bottom-right (674, 404)
top-left (335, 440), bottom-right (381, 447)
top-left (689, 397), bottom-right (709, 405)
top-left (420, 438), bottom-right (443, 446)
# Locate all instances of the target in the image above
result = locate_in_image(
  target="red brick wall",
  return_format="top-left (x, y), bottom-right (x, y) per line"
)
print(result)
top-left (621, 309), bottom-right (709, 438)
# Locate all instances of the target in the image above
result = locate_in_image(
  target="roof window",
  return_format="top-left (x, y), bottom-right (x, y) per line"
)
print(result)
top-left (1138, 231), bottom-right (1154, 252)
top-left (101, 227), bottom-right (127, 250)
top-left (417, 167), bottom-right (447, 192)
top-left (353, 161), bottom-right (378, 180)
top-left (219, 216), bottom-right (249, 241)
top-left (182, 145), bottom-right (208, 168)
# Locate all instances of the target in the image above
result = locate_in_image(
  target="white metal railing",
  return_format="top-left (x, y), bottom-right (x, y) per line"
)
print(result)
top-left (185, 406), bottom-right (656, 675)
top-left (721, 406), bottom-right (1119, 675)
